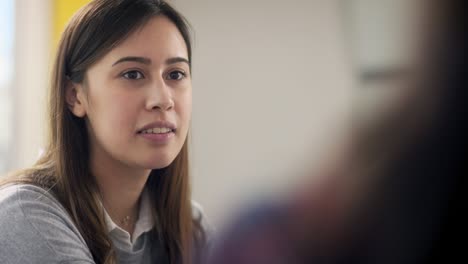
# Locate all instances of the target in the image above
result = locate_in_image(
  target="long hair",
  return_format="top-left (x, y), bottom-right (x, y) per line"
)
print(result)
top-left (1, 0), bottom-right (203, 263)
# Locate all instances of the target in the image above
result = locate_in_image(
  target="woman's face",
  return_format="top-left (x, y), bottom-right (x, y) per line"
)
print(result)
top-left (72, 16), bottom-right (192, 170)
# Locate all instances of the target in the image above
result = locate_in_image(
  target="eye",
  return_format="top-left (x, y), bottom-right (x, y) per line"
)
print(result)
top-left (166, 70), bottom-right (186, 80)
top-left (122, 70), bottom-right (144, 80)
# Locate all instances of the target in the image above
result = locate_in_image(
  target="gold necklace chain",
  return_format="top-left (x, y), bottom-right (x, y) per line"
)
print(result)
top-left (99, 193), bottom-right (140, 228)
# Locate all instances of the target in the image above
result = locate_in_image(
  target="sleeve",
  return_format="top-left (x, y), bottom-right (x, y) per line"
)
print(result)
top-left (0, 184), bottom-right (95, 264)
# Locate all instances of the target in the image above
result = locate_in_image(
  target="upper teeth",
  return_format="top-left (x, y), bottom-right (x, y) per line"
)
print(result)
top-left (141, 127), bottom-right (172, 134)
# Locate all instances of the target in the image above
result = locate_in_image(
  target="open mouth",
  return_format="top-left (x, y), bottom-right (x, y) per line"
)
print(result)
top-left (137, 127), bottom-right (176, 134)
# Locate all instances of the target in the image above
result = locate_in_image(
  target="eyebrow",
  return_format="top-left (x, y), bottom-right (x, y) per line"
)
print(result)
top-left (165, 57), bottom-right (190, 66)
top-left (112, 56), bottom-right (190, 67)
top-left (112, 56), bottom-right (151, 66)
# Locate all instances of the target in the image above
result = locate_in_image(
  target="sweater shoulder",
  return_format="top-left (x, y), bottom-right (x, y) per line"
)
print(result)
top-left (0, 184), bottom-right (94, 263)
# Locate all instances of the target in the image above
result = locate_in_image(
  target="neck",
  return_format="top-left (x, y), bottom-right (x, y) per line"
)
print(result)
top-left (90, 146), bottom-right (151, 234)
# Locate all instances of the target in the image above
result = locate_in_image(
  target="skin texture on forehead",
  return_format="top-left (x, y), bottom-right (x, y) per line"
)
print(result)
top-left (90, 15), bottom-right (188, 77)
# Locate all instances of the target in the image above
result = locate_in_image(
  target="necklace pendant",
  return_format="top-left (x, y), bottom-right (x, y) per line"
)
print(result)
top-left (121, 215), bottom-right (131, 226)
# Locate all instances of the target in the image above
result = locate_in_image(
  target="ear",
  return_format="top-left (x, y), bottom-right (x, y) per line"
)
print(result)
top-left (65, 80), bottom-right (87, 118)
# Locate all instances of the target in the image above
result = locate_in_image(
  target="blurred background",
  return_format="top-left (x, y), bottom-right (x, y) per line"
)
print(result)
top-left (0, 0), bottom-right (417, 227)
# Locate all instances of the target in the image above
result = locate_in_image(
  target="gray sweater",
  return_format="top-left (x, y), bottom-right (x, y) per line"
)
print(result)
top-left (0, 184), bottom-right (211, 264)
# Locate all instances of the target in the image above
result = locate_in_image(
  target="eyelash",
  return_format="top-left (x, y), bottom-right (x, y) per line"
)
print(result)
top-left (122, 70), bottom-right (145, 80)
top-left (166, 70), bottom-right (187, 80)
top-left (120, 69), bottom-right (187, 81)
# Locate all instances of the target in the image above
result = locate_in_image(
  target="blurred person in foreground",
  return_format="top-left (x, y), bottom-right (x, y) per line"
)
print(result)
top-left (208, 1), bottom-right (466, 263)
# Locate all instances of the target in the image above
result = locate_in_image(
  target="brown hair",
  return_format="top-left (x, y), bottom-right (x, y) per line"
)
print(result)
top-left (1, 0), bottom-right (204, 263)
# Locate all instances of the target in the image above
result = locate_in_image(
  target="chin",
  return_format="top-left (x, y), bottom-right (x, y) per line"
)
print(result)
top-left (141, 154), bottom-right (177, 170)
top-left (136, 143), bottom-right (186, 170)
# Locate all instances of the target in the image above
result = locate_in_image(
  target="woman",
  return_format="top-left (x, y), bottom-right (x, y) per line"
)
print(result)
top-left (0, 0), bottom-right (209, 263)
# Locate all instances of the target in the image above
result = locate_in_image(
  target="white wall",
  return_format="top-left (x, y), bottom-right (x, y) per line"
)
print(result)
top-left (172, 0), bottom-right (354, 225)
top-left (12, 0), bottom-right (354, 227)
top-left (12, 0), bottom-right (51, 170)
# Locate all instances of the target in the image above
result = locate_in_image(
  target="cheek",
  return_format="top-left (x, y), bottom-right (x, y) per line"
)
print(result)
top-left (88, 91), bottom-right (140, 139)
top-left (178, 89), bottom-right (192, 121)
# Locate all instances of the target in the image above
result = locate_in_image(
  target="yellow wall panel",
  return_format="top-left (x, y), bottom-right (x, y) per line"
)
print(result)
top-left (52, 0), bottom-right (91, 46)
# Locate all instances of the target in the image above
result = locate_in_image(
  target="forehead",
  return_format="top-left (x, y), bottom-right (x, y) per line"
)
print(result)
top-left (101, 15), bottom-right (188, 64)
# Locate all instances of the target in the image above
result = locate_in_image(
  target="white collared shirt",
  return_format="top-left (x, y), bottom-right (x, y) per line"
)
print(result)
top-left (103, 189), bottom-right (154, 251)
top-left (102, 190), bottom-right (213, 263)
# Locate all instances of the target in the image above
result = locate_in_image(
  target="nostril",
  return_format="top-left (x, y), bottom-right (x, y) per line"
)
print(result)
top-left (147, 98), bottom-right (174, 111)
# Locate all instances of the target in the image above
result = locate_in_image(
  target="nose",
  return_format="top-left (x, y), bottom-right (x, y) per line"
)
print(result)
top-left (146, 78), bottom-right (174, 112)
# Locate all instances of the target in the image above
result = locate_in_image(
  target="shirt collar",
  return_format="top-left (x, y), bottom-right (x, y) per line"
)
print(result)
top-left (102, 188), bottom-right (154, 244)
